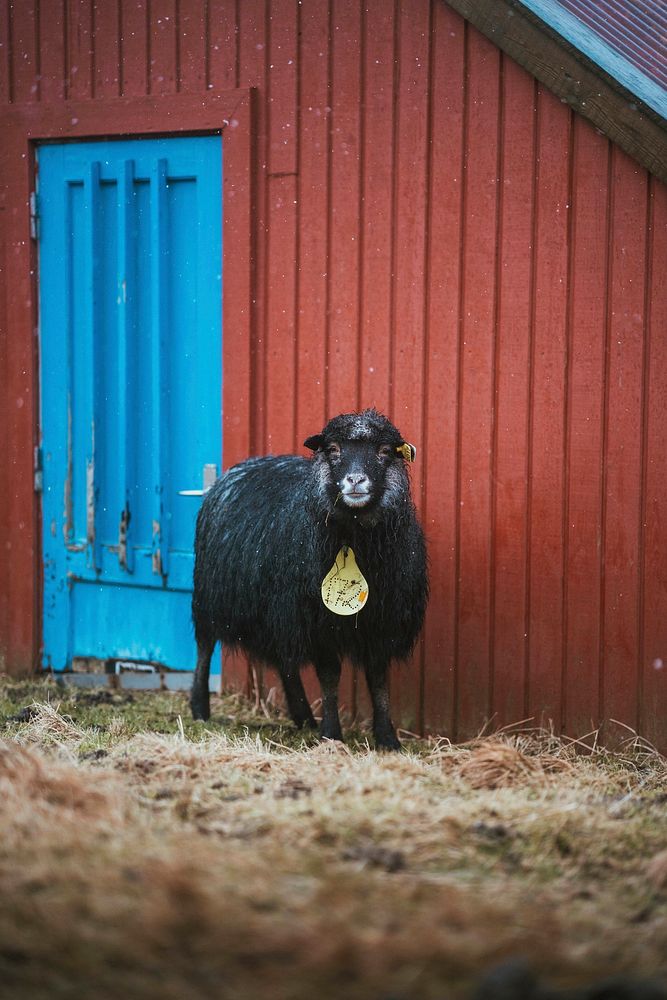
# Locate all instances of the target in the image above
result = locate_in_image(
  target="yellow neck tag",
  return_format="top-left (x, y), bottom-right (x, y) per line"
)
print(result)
top-left (321, 546), bottom-right (369, 616)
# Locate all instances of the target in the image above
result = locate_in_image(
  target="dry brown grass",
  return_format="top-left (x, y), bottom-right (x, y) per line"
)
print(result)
top-left (0, 682), bottom-right (666, 1000)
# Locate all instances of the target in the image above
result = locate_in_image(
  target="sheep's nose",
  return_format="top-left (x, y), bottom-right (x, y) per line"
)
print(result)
top-left (344, 473), bottom-right (370, 490)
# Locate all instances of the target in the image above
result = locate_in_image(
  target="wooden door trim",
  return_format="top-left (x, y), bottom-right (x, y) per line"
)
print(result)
top-left (0, 88), bottom-right (255, 675)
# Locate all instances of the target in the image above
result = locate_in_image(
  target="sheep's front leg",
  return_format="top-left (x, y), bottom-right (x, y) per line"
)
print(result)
top-left (280, 666), bottom-right (317, 731)
top-left (364, 662), bottom-right (401, 751)
top-left (191, 635), bottom-right (215, 721)
top-left (313, 651), bottom-right (343, 741)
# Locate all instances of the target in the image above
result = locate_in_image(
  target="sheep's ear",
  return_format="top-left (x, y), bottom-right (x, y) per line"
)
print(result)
top-left (304, 434), bottom-right (324, 452)
top-left (396, 442), bottom-right (417, 462)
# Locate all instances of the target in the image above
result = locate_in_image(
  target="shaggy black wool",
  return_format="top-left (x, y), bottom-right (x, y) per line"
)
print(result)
top-left (190, 409), bottom-right (428, 750)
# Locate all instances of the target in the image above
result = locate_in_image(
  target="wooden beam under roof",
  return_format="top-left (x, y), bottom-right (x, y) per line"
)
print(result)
top-left (443, 0), bottom-right (667, 185)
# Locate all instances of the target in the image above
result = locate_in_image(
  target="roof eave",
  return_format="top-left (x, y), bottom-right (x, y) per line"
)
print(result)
top-left (443, 0), bottom-right (667, 185)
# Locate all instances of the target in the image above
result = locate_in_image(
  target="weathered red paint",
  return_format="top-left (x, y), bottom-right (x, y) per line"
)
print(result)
top-left (0, 0), bottom-right (665, 747)
top-left (563, 116), bottom-right (608, 737)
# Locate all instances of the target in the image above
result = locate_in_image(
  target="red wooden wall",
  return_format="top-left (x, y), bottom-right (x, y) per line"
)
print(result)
top-left (0, 0), bottom-right (665, 747)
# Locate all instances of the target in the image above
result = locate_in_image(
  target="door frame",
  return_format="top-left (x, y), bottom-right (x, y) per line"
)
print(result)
top-left (0, 90), bottom-right (254, 678)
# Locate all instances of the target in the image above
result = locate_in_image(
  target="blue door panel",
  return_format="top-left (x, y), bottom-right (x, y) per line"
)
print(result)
top-left (39, 136), bottom-right (222, 670)
top-left (71, 585), bottom-right (194, 665)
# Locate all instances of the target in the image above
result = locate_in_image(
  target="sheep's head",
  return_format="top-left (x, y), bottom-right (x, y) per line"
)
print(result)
top-left (304, 409), bottom-right (416, 522)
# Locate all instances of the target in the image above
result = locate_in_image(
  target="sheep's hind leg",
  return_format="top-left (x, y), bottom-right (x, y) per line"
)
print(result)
top-left (280, 666), bottom-right (317, 731)
top-left (313, 651), bottom-right (343, 741)
top-left (191, 635), bottom-right (215, 721)
top-left (364, 662), bottom-right (401, 751)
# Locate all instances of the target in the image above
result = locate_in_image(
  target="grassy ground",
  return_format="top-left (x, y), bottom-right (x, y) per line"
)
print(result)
top-left (0, 674), bottom-right (666, 1000)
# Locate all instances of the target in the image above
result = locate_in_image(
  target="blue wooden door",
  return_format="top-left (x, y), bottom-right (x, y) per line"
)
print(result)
top-left (39, 136), bottom-right (222, 671)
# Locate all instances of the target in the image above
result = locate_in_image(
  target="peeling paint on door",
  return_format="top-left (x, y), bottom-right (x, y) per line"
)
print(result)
top-left (118, 506), bottom-right (131, 571)
top-left (151, 519), bottom-right (162, 576)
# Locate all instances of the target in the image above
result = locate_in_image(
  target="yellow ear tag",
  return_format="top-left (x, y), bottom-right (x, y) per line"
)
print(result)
top-left (397, 442), bottom-right (416, 462)
top-left (321, 546), bottom-right (369, 616)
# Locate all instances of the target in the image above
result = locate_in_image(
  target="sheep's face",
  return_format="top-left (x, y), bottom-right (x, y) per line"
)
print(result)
top-left (305, 409), bottom-right (415, 520)
top-left (326, 439), bottom-right (398, 510)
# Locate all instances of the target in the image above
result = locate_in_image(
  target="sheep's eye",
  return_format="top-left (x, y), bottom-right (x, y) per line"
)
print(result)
top-left (326, 443), bottom-right (341, 458)
top-left (378, 444), bottom-right (392, 460)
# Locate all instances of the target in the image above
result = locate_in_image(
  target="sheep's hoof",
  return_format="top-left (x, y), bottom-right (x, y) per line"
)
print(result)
top-left (190, 699), bottom-right (210, 722)
top-left (319, 723), bottom-right (344, 742)
top-left (374, 731), bottom-right (402, 752)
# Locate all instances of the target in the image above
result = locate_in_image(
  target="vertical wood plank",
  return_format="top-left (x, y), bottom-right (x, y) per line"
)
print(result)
top-left (641, 178), bottom-right (667, 750)
top-left (223, 101), bottom-right (253, 471)
top-left (526, 90), bottom-right (570, 729)
top-left (238, 0), bottom-right (268, 453)
top-left (326, 0), bottom-right (361, 417)
top-left (601, 149), bottom-right (647, 734)
top-left (265, 174), bottom-right (298, 453)
top-left (120, 0), bottom-right (148, 97)
top-left (94, 0), bottom-right (120, 97)
top-left (39, 0), bottom-right (67, 101)
top-left (38, 147), bottom-right (71, 670)
top-left (208, 0), bottom-right (238, 91)
top-left (116, 159), bottom-right (135, 572)
top-left (238, 1), bottom-right (267, 100)
top-left (149, 158), bottom-right (170, 575)
top-left (389, 0), bottom-right (431, 734)
top-left (455, 27), bottom-right (499, 739)
top-left (295, 0), bottom-right (330, 444)
top-left (491, 59), bottom-right (535, 730)
top-left (67, 0), bottom-right (94, 99)
top-left (10, 0), bottom-right (39, 101)
top-left (224, 0), bottom-right (269, 692)
top-left (268, 0), bottom-right (297, 176)
top-left (265, 0), bottom-right (298, 454)
top-left (82, 161), bottom-right (101, 571)
top-left (0, 1), bottom-right (10, 102)
top-left (0, 127), bottom-right (10, 665)
top-left (0, 133), bottom-right (38, 673)
top-left (148, 0), bottom-right (178, 95)
top-left (422, 2), bottom-right (465, 737)
top-left (179, 0), bottom-right (207, 93)
top-left (358, 0), bottom-right (395, 419)
top-left (562, 120), bottom-right (608, 737)
top-left (221, 98), bottom-right (254, 694)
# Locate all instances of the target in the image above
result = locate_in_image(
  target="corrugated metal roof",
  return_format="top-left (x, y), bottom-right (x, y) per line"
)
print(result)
top-left (520, 0), bottom-right (667, 118)
top-left (560, 0), bottom-right (667, 86)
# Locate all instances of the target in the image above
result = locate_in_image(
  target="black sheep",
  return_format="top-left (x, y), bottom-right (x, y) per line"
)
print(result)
top-left (190, 408), bottom-right (428, 750)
